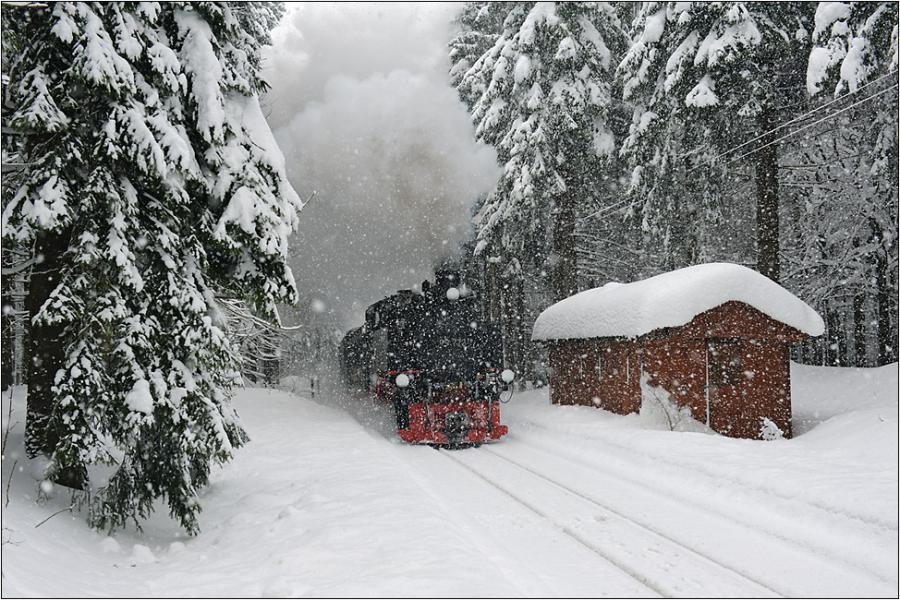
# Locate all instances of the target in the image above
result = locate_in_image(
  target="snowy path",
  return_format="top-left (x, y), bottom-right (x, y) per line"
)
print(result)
top-left (1, 364), bottom-right (897, 597)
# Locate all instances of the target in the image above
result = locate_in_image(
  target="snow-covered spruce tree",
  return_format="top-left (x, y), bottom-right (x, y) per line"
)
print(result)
top-left (449, 3), bottom-right (508, 92)
top-left (1, 2), bottom-right (301, 533)
top-left (451, 2), bottom-right (628, 301)
top-left (806, 1), bottom-right (898, 97)
top-left (618, 2), bottom-right (815, 283)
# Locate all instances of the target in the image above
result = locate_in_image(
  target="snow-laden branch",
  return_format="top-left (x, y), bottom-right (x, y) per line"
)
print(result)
top-left (0, 257), bottom-right (36, 277)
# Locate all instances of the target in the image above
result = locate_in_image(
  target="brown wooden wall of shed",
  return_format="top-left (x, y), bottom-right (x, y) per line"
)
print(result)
top-left (708, 341), bottom-right (792, 438)
top-left (641, 338), bottom-right (707, 420)
top-left (549, 341), bottom-right (599, 408)
top-left (679, 301), bottom-right (808, 342)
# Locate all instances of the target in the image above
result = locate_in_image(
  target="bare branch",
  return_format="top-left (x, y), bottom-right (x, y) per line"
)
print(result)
top-left (4, 460), bottom-right (16, 508)
top-left (34, 505), bottom-right (74, 529)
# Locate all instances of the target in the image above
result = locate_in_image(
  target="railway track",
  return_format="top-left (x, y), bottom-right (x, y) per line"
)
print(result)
top-left (520, 417), bottom-right (894, 531)
top-left (499, 425), bottom-right (898, 584)
top-left (437, 446), bottom-right (785, 598)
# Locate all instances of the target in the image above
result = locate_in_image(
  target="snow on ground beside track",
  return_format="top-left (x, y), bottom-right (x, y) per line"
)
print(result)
top-left (1, 388), bottom-right (530, 597)
top-left (792, 361), bottom-right (898, 433)
top-left (1, 363), bottom-right (897, 597)
top-left (506, 363), bottom-right (898, 525)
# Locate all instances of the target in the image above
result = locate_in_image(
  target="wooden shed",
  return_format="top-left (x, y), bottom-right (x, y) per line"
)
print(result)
top-left (532, 263), bottom-right (825, 439)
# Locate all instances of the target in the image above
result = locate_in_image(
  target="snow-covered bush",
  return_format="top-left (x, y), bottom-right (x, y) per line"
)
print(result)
top-left (759, 417), bottom-right (785, 441)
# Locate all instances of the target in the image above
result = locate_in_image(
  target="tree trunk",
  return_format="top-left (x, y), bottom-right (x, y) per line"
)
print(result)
top-left (552, 195), bottom-right (578, 301)
top-left (483, 252), bottom-right (501, 324)
top-left (500, 277), bottom-right (517, 377)
top-left (1, 248), bottom-right (25, 391)
top-left (874, 243), bottom-right (892, 366)
top-left (825, 308), bottom-right (843, 366)
top-left (755, 110), bottom-right (780, 283)
top-left (1, 289), bottom-right (13, 392)
top-left (868, 218), bottom-right (894, 366)
top-left (24, 227), bottom-right (85, 490)
top-left (512, 276), bottom-right (528, 388)
top-left (853, 293), bottom-right (867, 367)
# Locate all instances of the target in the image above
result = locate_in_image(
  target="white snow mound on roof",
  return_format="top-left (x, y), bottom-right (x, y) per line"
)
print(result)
top-left (532, 263), bottom-right (825, 341)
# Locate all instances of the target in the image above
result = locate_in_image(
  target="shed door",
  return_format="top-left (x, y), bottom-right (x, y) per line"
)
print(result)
top-left (706, 338), bottom-right (743, 431)
top-left (573, 349), bottom-right (596, 407)
top-left (598, 345), bottom-right (631, 413)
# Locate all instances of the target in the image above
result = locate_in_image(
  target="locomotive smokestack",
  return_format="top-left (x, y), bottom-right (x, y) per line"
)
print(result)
top-left (434, 267), bottom-right (461, 298)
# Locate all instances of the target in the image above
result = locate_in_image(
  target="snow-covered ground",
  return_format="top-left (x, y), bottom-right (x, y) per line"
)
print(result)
top-left (2, 363), bottom-right (897, 597)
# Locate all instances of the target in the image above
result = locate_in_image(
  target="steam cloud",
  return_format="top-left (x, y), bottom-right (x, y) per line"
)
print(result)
top-left (263, 4), bottom-right (499, 327)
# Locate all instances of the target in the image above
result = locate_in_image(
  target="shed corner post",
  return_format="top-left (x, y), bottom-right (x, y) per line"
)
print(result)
top-left (704, 339), bottom-right (711, 428)
top-left (783, 342), bottom-right (794, 439)
top-left (548, 341), bottom-right (558, 406)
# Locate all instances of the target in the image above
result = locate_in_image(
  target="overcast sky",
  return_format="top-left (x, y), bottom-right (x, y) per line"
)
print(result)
top-left (262, 3), bottom-right (499, 329)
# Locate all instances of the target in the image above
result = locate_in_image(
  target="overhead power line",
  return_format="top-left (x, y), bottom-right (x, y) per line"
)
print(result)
top-left (577, 197), bottom-right (631, 222)
top-left (583, 73), bottom-right (898, 224)
top-left (726, 83), bottom-right (899, 165)
top-left (713, 71), bottom-right (899, 162)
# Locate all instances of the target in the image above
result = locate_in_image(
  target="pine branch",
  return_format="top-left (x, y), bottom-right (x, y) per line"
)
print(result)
top-left (0, 2), bottom-right (50, 9)
top-left (0, 257), bottom-right (36, 276)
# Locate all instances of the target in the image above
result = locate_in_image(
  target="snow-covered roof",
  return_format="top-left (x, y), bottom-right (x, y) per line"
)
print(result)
top-left (532, 263), bottom-right (825, 341)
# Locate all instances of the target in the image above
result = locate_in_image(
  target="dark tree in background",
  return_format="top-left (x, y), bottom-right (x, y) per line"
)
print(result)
top-left (619, 2), bottom-right (817, 284)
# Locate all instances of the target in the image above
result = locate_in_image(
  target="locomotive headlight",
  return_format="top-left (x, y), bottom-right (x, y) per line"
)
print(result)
top-left (395, 373), bottom-right (410, 388)
top-left (501, 369), bottom-right (515, 384)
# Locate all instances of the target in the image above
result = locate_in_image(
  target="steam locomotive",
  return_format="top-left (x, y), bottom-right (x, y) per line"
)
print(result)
top-left (339, 268), bottom-right (510, 446)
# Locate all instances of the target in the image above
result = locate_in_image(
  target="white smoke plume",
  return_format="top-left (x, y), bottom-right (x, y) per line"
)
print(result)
top-left (263, 4), bottom-right (499, 327)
